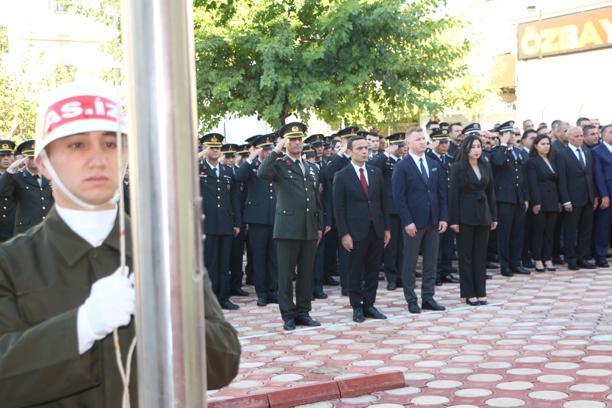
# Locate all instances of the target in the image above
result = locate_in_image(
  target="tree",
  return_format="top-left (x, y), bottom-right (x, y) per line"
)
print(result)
top-left (194, 0), bottom-right (471, 130)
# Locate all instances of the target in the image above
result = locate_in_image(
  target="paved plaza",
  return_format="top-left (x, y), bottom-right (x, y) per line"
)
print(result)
top-left (209, 266), bottom-right (612, 407)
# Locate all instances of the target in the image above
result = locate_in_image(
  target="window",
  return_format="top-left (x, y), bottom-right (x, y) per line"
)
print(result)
top-left (51, 0), bottom-right (72, 13)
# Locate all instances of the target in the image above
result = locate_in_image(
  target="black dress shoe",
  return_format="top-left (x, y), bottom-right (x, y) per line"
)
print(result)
top-left (577, 260), bottom-right (596, 269)
top-left (512, 266), bottom-right (530, 275)
top-left (231, 288), bottom-right (249, 297)
top-left (353, 308), bottom-right (365, 323)
top-left (283, 319), bottom-right (296, 331)
top-left (295, 315), bottom-right (321, 327)
top-left (479, 300), bottom-right (488, 305)
top-left (364, 305), bottom-right (387, 320)
top-left (568, 263), bottom-right (579, 270)
top-left (546, 267), bottom-right (556, 272)
top-left (341, 288), bottom-right (349, 296)
top-left (486, 262), bottom-right (499, 269)
top-left (415, 272), bottom-right (423, 278)
top-left (440, 273), bottom-right (460, 283)
top-left (313, 290), bottom-right (328, 299)
top-left (323, 277), bottom-right (340, 286)
top-left (535, 266), bottom-right (546, 272)
top-left (422, 299), bottom-right (446, 311)
top-left (501, 268), bottom-right (514, 277)
top-left (387, 281), bottom-right (397, 291)
top-left (268, 293), bottom-right (279, 304)
top-left (596, 260), bottom-right (610, 268)
top-left (408, 302), bottom-right (421, 314)
top-left (256, 296), bottom-right (268, 307)
top-left (220, 300), bottom-right (240, 310)
top-left (466, 299), bottom-right (479, 306)
top-left (522, 260), bottom-right (535, 268)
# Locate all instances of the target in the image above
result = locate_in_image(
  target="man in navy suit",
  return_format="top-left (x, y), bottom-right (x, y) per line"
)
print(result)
top-left (591, 124), bottom-right (612, 267)
top-left (392, 127), bottom-right (448, 314)
top-left (333, 136), bottom-right (390, 322)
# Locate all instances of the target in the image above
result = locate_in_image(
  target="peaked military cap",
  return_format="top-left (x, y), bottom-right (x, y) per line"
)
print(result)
top-left (279, 122), bottom-right (307, 139)
top-left (336, 126), bottom-right (359, 138)
top-left (302, 143), bottom-right (316, 156)
top-left (304, 133), bottom-right (325, 147)
top-left (16, 140), bottom-right (35, 157)
top-left (0, 140), bottom-right (15, 154)
top-left (386, 132), bottom-right (406, 146)
top-left (236, 144), bottom-right (251, 155)
top-left (462, 123), bottom-right (482, 136)
top-left (439, 122), bottom-right (450, 130)
top-left (356, 130), bottom-right (370, 137)
top-left (200, 132), bottom-right (224, 147)
top-left (430, 128), bottom-right (450, 141)
top-left (495, 120), bottom-right (515, 134)
top-left (221, 144), bottom-right (238, 156)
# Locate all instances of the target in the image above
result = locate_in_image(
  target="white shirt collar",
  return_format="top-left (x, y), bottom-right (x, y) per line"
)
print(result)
top-left (56, 205), bottom-right (118, 247)
top-left (604, 141), bottom-right (612, 154)
top-left (206, 160), bottom-right (219, 171)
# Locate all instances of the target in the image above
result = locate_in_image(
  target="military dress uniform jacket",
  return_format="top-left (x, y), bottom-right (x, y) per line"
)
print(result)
top-left (258, 151), bottom-right (323, 240)
top-left (199, 161), bottom-right (242, 235)
top-left (490, 145), bottom-right (530, 204)
top-left (235, 158), bottom-right (276, 226)
top-left (0, 194), bottom-right (16, 241)
top-left (369, 153), bottom-right (400, 215)
top-left (0, 208), bottom-right (241, 407)
top-left (0, 170), bottom-right (53, 235)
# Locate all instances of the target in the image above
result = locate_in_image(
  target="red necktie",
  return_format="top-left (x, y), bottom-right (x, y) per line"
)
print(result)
top-left (359, 168), bottom-right (368, 198)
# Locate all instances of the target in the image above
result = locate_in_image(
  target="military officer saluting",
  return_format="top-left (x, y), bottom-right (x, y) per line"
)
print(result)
top-left (0, 140), bottom-right (16, 241)
top-left (235, 134), bottom-right (278, 306)
top-left (258, 122), bottom-right (323, 331)
top-left (0, 140), bottom-right (53, 235)
top-left (199, 133), bottom-right (242, 310)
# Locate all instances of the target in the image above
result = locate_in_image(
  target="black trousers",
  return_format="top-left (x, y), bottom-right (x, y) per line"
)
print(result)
top-left (553, 212), bottom-right (564, 259)
top-left (487, 229), bottom-right (498, 261)
top-left (229, 228), bottom-right (246, 291)
top-left (245, 229), bottom-right (254, 284)
top-left (276, 239), bottom-right (316, 321)
top-left (324, 226), bottom-right (338, 277)
top-left (204, 234), bottom-right (232, 302)
top-left (347, 225), bottom-right (383, 309)
top-left (383, 215), bottom-right (402, 284)
top-left (312, 236), bottom-right (326, 293)
top-left (249, 224), bottom-right (278, 298)
top-left (457, 224), bottom-right (489, 298)
top-left (437, 229), bottom-right (454, 278)
top-left (497, 202), bottom-right (526, 269)
top-left (563, 204), bottom-right (594, 264)
top-left (531, 211), bottom-right (558, 261)
top-left (522, 211), bottom-right (533, 264)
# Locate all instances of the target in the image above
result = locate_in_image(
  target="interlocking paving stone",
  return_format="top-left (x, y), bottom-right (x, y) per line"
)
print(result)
top-left (208, 268), bottom-right (612, 407)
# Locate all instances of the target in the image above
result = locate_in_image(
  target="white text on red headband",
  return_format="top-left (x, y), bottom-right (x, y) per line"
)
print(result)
top-left (44, 95), bottom-right (125, 136)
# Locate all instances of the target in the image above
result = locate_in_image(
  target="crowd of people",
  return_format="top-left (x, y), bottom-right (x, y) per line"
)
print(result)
top-left (196, 116), bottom-right (611, 330)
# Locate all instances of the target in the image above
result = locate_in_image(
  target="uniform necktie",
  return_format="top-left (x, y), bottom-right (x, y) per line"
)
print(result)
top-left (34, 174), bottom-right (41, 187)
top-left (359, 168), bottom-right (368, 198)
top-left (577, 148), bottom-right (586, 168)
top-left (296, 159), bottom-right (305, 174)
top-left (213, 167), bottom-right (218, 177)
top-left (419, 158), bottom-right (429, 184)
top-left (441, 154), bottom-right (446, 165)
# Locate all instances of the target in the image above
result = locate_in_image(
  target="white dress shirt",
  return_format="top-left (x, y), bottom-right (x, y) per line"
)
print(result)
top-left (351, 161), bottom-right (369, 184)
top-left (408, 151), bottom-right (429, 178)
top-left (604, 141), bottom-right (612, 155)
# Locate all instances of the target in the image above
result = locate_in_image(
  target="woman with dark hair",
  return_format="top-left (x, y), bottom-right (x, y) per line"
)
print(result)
top-left (449, 129), bottom-right (497, 306)
top-left (526, 134), bottom-right (559, 272)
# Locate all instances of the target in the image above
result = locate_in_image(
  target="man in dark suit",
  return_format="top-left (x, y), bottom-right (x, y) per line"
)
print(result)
top-left (557, 126), bottom-right (597, 270)
top-left (447, 122), bottom-right (463, 159)
top-left (392, 127), bottom-right (448, 314)
top-left (235, 134), bottom-right (278, 306)
top-left (258, 122), bottom-right (323, 331)
top-left (370, 132), bottom-right (406, 290)
top-left (426, 128), bottom-right (460, 286)
top-left (592, 124), bottom-right (612, 267)
top-left (198, 133), bottom-right (242, 310)
top-left (322, 126), bottom-right (359, 295)
top-left (333, 136), bottom-right (390, 322)
top-left (490, 121), bottom-right (530, 276)
top-left (0, 140), bottom-right (53, 235)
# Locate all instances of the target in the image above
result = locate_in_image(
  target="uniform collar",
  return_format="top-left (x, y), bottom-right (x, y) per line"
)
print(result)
top-left (46, 206), bottom-right (132, 266)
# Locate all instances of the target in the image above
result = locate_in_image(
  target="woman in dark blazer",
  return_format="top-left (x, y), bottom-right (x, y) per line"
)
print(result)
top-left (449, 134), bottom-right (497, 306)
top-left (526, 134), bottom-right (560, 272)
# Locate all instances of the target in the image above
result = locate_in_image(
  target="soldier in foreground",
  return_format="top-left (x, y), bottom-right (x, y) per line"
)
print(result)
top-left (0, 82), bottom-right (240, 406)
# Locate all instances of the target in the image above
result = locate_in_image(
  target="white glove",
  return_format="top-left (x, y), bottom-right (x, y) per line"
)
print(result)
top-left (77, 268), bottom-right (135, 354)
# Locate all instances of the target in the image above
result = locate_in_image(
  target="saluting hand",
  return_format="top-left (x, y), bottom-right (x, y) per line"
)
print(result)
top-left (274, 137), bottom-right (287, 154)
top-left (7, 157), bottom-right (28, 174)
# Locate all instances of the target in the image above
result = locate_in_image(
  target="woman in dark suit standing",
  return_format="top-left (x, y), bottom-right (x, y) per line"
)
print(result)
top-left (526, 134), bottom-right (559, 272)
top-left (449, 130), bottom-right (497, 306)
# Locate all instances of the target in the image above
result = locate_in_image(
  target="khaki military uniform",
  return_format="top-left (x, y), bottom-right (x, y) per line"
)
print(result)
top-left (0, 208), bottom-right (240, 407)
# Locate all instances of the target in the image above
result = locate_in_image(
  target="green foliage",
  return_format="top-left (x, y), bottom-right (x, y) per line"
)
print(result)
top-left (194, 0), bottom-right (472, 130)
